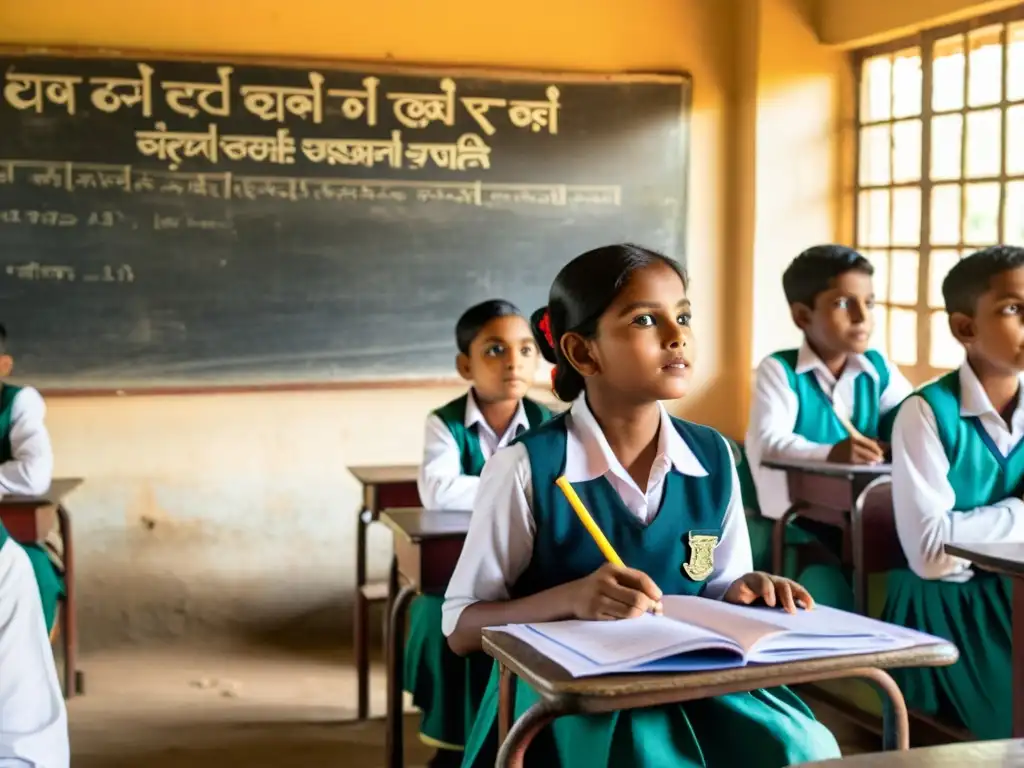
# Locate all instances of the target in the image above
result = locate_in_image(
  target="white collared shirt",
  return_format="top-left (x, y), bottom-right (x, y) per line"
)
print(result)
top-left (441, 395), bottom-right (751, 636)
top-left (0, 538), bottom-right (69, 768)
top-left (418, 390), bottom-right (532, 511)
top-left (0, 387), bottom-right (53, 497)
top-left (745, 341), bottom-right (912, 520)
top-left (891, 363), bottom-right (1024, 581)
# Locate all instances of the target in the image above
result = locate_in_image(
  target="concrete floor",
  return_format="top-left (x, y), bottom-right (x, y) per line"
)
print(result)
top-left (68, 645), bottom-right (876, 767)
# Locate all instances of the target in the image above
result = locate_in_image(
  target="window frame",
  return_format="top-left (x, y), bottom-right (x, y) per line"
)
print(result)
top-left (852, 5), bottom-right (1024, 385)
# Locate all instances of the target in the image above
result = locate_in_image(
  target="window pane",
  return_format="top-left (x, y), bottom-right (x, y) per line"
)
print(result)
top-left (892, 188), bottom-right (921, 246)
top-left (933, 35), bottom-right (965, 112)
top-left (930, 114), bottom-right (963, 180)
top-left (859, 124), bottom-right (891, 186)
top-left (931, 185), bottom-right (961, 245)
top-left (890, 307), bottom-right (918, 365)
top-left (859, 189), bottom-right (891, 247)
top-left (930, 310), bottom-right (963, 369)
top-left (861, 55), bottom-right (892, 122)
top-left (1009, 105), bottom-right (1024, 175)
top-left (929, 249), bottom-right (961, 308)
top-left (1010, 22), bottom-right (1024, 102)
top-left (873, 306), bottom-right (889, 359)
top-left (893, 48), bottom-right (923, 118)
top-left (892, 119), bottom-right (921, 183)
top-left (864, 250), bottom-right (889, 303)
top-left (889, 250), bottom-right (919, 304)
top-left (964, 182), bottom-right (1000, 245)
top-left (1006, 181), bottom-right (1024, 246)
top-left (967, 25), bottom-right (1003, 107)
top-left (965, 109), bottom-right (1002, 178)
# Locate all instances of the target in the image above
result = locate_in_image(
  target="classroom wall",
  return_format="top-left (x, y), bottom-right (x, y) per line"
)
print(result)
top-left (2, 0), bottom-right (852, 649)
top-left (814, 0), bottom-right (1022, 47)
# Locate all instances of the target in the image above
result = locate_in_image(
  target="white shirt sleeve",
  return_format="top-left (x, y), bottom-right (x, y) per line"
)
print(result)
top-left (417, 414), bottom-right (479, 511)
top-left (891, 395), bottom-right (1024, 580)
top-left (745, 356), bottom-right (832, 520)
top-left (0, 389), bottom-right (53, 497)
top-left (879, 357), bottom-right (914, 417)
top-left (746, 356), bottom-right (834, 465)
top-left (0, 540), bottom-right (69, 768)
top-left (702, 434), bottom-right (753, 599)
top-left (442, 443), bottom-right (536, 636)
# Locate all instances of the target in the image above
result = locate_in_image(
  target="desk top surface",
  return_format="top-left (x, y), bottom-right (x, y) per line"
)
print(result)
top-left (762, 458), bottom-right (892, 477)
top-left (0, 478), bottom-right (82, 506)
top-left (945, 542), bottom-right (1024, 575)
top-left (348, 464), bottom-right (419, 485)
top-left (380, 508), bottom-right (472, 541)
top-left (480, 630), bottom-right (957, 702)
top-left (799, 739), bottom-right (1024, 767)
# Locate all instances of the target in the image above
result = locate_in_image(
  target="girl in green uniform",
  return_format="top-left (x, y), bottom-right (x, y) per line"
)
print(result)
top-left (442, 244), bottom-right (841, 767)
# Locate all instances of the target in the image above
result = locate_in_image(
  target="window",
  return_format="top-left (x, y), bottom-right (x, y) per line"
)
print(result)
top-left (855, 8), bottom-right (1024, 383)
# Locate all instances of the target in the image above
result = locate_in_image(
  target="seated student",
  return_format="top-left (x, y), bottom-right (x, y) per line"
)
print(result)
top-left (0, 325), bottom-right (64, 638)
top-left (885, 245), bottom-right (1024, 740)
top-left (445, 244), bottom-right (840, 768)
top-left (412, 299), bottom-right (551, 767)
top-left (745, 246), bottom-right (911, 602)
top-left (0, 519), bottom-right (69, 767)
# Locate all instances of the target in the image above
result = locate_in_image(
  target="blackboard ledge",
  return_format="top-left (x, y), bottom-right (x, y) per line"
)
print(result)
top-left (37, 377), bottom-right (466, 398)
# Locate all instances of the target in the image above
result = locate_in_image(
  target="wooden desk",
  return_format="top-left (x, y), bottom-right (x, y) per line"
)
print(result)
top-left (348, 464), bottom-right (420, 720)
top-left (763, 459), bottom-right (891, 613)
top-left (482, 630), bottom-right (958, 768)
top-left (1, 478), bottom-right (83, 698)
top-left (799, 738), bottom-right (1024, 766)
top-left (944, 542), bottom-right (1024, 737)
top-left (380, 508), bottom-right (471, 768)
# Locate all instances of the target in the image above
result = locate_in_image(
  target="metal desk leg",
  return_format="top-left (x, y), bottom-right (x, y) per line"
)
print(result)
top-left (496, 700), bottom-right (559, 768)
top-left (386, 571), bottom-right (417, 768)
top-left (355, 503), bottom-right (372, 720)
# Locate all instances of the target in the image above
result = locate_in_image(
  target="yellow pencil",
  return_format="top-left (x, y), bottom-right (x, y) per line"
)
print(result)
top-left (555, 475), bottom-right (626, 567)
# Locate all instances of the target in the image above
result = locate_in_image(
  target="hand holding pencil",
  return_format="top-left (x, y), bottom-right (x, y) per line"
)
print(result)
top-left (556, 476), bottom-right (664, 620)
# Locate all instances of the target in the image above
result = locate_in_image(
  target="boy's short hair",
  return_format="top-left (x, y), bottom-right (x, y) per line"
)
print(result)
top-left (782, 245), bottom-right (874, 307)
top-left (0, 324), bottom-right (8, 355)
top-left (455, 300), bottom-right (523, 355)
top-left (942, 246), bottom-right (1024, 316)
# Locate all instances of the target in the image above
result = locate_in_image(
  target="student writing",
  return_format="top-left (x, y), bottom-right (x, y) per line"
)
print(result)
top-left (443, 244), bottom-right (839, 768)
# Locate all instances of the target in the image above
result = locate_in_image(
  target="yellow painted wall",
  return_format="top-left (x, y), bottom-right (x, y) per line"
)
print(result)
top-left (815, 0), bottom-right (1022, 47)
top-left (0, 0), bottom-right (853, 648)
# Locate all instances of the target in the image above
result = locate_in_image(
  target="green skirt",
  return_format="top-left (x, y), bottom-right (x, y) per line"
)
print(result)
top-left (881, 568), bottom-right (1012, 740)
top-left (404, 595), bottom-right (493, 750)
top-left (21, 543), bottom-right (63, 633)
top-left (462, 664), bottom-right (840, 768)
top-left (746, 514), bottom-right (854, 611)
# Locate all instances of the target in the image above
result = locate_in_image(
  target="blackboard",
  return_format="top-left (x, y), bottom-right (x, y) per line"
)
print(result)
top-left (0, 49), bottom-right (690, 390)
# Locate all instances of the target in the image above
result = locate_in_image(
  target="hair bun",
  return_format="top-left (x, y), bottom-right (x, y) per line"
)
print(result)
top-left (530, 307), bottom-right (558, 363)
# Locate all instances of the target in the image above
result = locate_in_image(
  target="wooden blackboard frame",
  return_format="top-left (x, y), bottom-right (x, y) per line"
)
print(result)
top-left (1, 44), bottom-right (692, 398)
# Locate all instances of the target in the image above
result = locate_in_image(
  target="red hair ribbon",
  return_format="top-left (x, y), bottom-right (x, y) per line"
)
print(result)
top-left (537, 310), bottom-right (554, 349)
top-left (550, 367), bottom-right (558, 391)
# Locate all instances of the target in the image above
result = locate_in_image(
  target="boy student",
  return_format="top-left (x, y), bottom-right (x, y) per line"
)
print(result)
top-left (884, 245), bottom-right (1024, 740)
top-left (0, 325), bottom-right (64, 637)
top-left (412, 299), bottom-right (551, 767)
top-left (745, 246), bottom-right (912, 601)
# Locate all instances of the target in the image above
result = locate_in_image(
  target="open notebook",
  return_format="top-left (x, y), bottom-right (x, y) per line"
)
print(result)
top-left (491, 595), bottom-right (944, 678)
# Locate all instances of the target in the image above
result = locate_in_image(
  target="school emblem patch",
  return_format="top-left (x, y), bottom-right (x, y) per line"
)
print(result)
top-left (682, 532), bottom-right (719, 581)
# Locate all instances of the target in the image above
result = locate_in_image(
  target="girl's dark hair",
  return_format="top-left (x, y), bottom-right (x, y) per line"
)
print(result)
top-left (530, 244), bottom-right (687, 401)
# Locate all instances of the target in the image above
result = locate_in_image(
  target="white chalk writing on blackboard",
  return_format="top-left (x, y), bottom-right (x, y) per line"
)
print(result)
top-left (0, 159), bottom-right (622, 210)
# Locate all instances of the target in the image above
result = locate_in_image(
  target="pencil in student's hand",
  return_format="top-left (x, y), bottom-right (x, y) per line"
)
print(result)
top-left (555, 476), bottom-right (663, 615)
